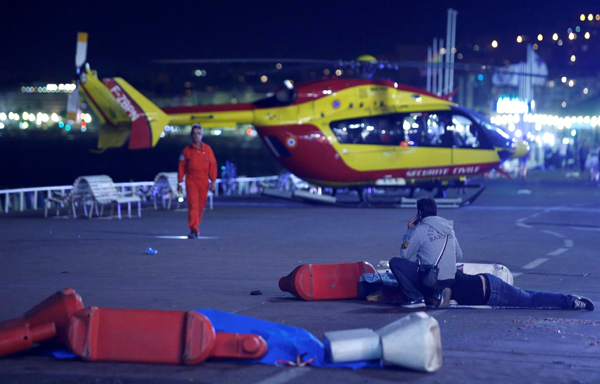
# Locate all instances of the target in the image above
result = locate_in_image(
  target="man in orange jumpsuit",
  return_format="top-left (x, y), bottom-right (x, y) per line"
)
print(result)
top-left (178, 124), bottom-right (217, 239)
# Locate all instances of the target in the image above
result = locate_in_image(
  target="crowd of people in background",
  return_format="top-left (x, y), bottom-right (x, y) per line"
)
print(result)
top-left (540, 140), bottom-right (600, 182)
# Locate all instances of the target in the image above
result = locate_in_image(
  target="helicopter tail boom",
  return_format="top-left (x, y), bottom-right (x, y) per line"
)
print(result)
top-left (162, 104), bottom-right (255, 128)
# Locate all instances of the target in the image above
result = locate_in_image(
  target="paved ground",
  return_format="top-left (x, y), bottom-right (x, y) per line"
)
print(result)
top-left (1, 170), bottom-right (600, 383)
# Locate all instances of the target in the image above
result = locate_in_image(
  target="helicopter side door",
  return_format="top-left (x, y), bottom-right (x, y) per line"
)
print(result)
top-left (446, 112), bottom-right (498, 172)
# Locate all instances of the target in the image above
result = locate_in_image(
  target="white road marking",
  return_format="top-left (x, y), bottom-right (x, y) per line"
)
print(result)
top-left (512, 272), bottom-right (523, 278)
top-left (564, 239), bottom-right (574, 248)
top-left (255, 368), bottom-right (311, 384)
top-left (546, 248), bottom-right (569, 256)
top-left (570, 226), bottom-right (600, 231)
top-left (541, 230), bottom-right (565, 238)
top-left (522, 258), bottom-right (549, 269)
top-left (154, 235), bottom-right (217, 239)
top-left (515, 217), bottom-right (533, 229)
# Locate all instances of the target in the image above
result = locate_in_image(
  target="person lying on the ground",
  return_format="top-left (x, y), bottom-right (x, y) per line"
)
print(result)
top-left (449, 270), bottom-right (594, 310)
top-left (360, 270), bottom-right (594, 311)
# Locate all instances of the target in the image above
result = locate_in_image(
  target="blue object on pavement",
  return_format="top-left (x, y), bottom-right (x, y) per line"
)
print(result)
top-left (146, 247), bottom-right (158, 255)
top-left (197, 308), bottom-right (382, 369)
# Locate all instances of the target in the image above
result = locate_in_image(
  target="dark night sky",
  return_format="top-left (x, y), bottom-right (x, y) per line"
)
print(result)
top-left (1, 0), bottom-right (599, 84)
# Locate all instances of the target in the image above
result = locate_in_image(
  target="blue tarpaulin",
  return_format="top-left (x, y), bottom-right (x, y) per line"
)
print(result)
top-left (197, 309), bottom-right (382, 369)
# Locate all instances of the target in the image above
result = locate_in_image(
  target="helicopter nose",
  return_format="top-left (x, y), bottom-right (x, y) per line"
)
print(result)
top-left (511, 139), bottom-right (529, 159)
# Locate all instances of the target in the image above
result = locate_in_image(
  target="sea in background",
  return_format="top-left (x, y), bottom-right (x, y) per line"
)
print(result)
top-left (0, 130), bottom-right (283, 189)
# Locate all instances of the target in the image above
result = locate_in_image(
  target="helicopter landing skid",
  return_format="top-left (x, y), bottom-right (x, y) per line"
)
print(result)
top-left (262, 184), bottom-right (486, 208)
top-left (397, 185), bottom-right (486, 209)
top-left (354, 183), bottom-right (486, 208)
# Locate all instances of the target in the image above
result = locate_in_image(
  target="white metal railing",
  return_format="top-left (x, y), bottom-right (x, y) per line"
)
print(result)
top-left (0, 175), bottom-right (279, 214)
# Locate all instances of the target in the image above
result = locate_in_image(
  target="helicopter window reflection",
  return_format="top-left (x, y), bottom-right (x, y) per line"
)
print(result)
top-left (330, 113), bottom-right (424, 146)
top-left (451, 115), bottom-right (480, 148)
top-left (330, 111), bottom-right (500, 149)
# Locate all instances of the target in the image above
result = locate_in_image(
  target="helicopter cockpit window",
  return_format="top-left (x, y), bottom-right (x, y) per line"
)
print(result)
top-left (330, 115), bottom-right (405, 146)
top-left (451, 115), bottom-right (480, 148)
top-left (422, 113), bottom-right (453, 148)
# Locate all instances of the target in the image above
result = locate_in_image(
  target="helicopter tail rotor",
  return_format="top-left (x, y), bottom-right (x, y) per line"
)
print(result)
top-left (66, 32), bottom-right (88, 122)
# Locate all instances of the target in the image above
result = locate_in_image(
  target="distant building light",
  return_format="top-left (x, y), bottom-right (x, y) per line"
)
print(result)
top-left (496, 98), bottom-right (529, 114)
top-left (580, 14), bottom-right (586, 21)
top-left (589, 14), bottom-right (594, 21)
top-left (584, 88), bottom-right (589, 94)
top-left (552, 33), bottom-right (559, 41)
top-left (585, 32), bottom-right (590, 39)
top-left (335, 69), bottom-right (342, 76)
top-left (576, 26), bottom-right (581, 33)
top-left (533, 43), bottom-right (538, 50)
top-left (517, 35), bottom-right (523, 43)
top-left (323, 68), bottom-right (330, 75)
top-left (561, 77), bottom-right (567, 83)
top-left (558, 39), bottom-right (563, 46)
top-left (542, 133), bottom-right (555, 145)
top-left (569, 32), bottom-right (575, 40)
top-left (571, 129), bottom-right (577, 137)
top-left (491, 40), bottom-right (498, 48)
top-left (597, 14), bottom-right (600, 21)
top-left (276, 63), bottom-right (282, 70)
top-left (570, 55), bottom-right (576, 62)
top-left (568, 79), bottom-right (575, 87)
top-left (457, 53), bottom-right (463, 60)
top-left (561, 101), bottom-right (567, 108)
top-left (537, 34), bottom-right (543, 41)
top-left (260, 75), bottom-right (268, 83)
top-left (213, 129), bottom-right (222, 136)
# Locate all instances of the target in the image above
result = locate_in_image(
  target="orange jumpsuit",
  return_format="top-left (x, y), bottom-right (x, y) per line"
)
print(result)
top-left (178, 143), bottom-right (217, 233)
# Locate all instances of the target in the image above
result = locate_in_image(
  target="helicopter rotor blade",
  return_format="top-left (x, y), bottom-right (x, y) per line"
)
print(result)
top-left (75, 32), bottom-right (88, 69)
top-left (67, 32), bottom-right (87, 122)
top-left (153, 58), bottom-right (339, 65)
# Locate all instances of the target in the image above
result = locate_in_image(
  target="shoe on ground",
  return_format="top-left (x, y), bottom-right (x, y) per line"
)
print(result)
top-left (436, 288), bottom-right (452, 308)
top-left (572, 296), bottom-right (594, 311)
top-left (401, 298), bottom-right (426, 309)
top-left (188, 231), bottom-right (200, 239)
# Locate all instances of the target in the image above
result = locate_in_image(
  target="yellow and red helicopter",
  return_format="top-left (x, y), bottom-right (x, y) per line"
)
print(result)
top-left (67, 33), bottom-right (528, 204)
